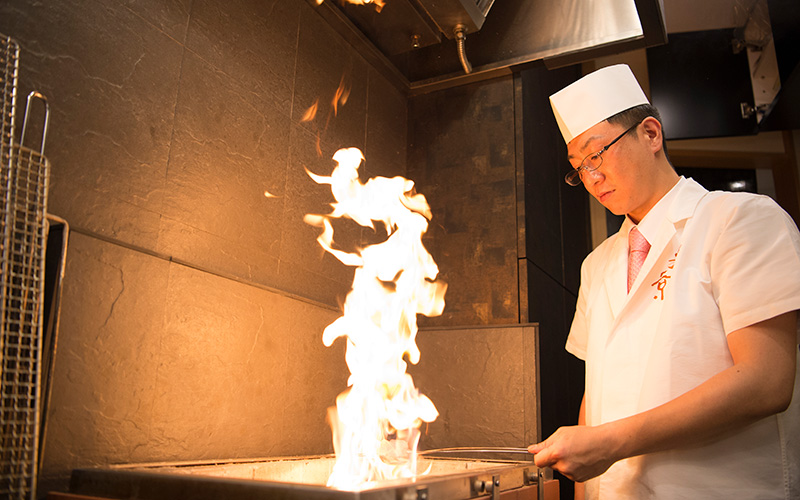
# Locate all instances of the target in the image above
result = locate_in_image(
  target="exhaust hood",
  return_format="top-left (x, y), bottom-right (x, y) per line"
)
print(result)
top-left (310, 0), bottom-right (667, 94)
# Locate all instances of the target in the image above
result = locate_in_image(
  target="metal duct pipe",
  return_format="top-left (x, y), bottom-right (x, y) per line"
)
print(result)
top-left (454, 24), bottom-right (472, 74)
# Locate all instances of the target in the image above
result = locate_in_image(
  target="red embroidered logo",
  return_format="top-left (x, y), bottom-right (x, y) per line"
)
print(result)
top-left (652, 251), bottom-right (679, 300)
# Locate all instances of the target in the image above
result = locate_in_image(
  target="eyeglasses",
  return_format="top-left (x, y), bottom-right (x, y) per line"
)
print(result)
top-left (564, 119), bottom-right (644, 186)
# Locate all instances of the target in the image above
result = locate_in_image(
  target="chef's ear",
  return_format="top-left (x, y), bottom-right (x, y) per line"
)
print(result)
top-left (641, 116), bottom-right (664, 154)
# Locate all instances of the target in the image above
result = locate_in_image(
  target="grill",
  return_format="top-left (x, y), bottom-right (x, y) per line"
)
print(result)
top-left (1, 32), bottom-right (51, 500)
top-left (69, 454), bottom-right (556, 500)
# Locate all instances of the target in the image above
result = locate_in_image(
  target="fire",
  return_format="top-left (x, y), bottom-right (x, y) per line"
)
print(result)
top-left (304, 148), bottom-right (446, 489)
top-left (301, 76), bottom-right (350, 157)
top-left (316, 0), bottom-right (386, 12)
top-left (301, 99), bottom-right (319, 122)
top-left (332, 75), bottom-right (350, 117)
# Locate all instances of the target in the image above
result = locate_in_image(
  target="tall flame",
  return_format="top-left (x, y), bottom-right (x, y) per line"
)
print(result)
top-left (304, 148), bottom-right (446, 489)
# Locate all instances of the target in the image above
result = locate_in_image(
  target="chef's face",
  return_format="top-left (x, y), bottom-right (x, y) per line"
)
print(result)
top-left (567, 119), bottom-right (658, 224)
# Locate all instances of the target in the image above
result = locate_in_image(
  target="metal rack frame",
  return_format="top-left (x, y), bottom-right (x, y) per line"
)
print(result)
top-left (1, 32), bottom-right (51, 500)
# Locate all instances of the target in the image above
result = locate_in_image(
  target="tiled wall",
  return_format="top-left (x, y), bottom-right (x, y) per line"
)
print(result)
top-left (408, 76), bottom-right (519, 326)
top-left (1, 0), bottom-right (407, 492)
top-left (410, 324), bottom-right (540, 449)
top-left (3, 0), bottom-right (408, 303)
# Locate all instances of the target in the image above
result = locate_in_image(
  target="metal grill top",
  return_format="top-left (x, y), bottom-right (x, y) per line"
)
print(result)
top-left (71, 455), bottom-right (544, 500)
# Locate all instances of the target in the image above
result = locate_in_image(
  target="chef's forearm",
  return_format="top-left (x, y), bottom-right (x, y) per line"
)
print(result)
top-left (602, 311), bottom-right (797, 462)
top-left (573, 395), bottom-right (587, 500)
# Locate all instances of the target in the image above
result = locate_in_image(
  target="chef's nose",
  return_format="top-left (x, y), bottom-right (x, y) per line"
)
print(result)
top-left (583, 166), bottom-right (604, 185)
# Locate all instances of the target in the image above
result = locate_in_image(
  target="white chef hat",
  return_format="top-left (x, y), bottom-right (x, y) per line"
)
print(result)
top-left (550, 64), bottom-right (649, 144)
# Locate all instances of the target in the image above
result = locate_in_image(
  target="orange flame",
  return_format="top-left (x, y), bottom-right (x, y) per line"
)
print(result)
top-left (305, 147), bottom-right (446, 488)
top-left (302, 100), bottom-right (319, 122)
top-left (332, 76), bottom-right (351, 117)
top-left (301, 76), bottom-right (350, 157)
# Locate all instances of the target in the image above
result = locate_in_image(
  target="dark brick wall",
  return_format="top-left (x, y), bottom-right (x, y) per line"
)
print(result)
top-left (408, 76), bottom-right (519, 326)
top-left (408, 67), bottom-right (589, 499)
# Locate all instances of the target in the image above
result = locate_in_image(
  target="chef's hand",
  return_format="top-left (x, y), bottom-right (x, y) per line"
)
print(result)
top-left (527, 425), bottom-right (617, 483)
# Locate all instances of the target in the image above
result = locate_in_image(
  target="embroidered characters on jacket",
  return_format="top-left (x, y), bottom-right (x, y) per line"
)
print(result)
top-left (652, 250), bottom-right (680, 300)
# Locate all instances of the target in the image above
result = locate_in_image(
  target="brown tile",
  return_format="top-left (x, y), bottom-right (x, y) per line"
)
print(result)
top-left (0, 0), bottom-right (183, 250)
top-left (274, 263), bottom-right (352, 309)
top-left (185, 0), bottom-right (301, 116)
top-left (408, 77), bottom-right (518, 326)
top-left (150, 263), bottom-right (345, 460)
top-left (162, 50), bottom-right (290, 262)
top-left (120, 0), bottom-right (192, 42)
top-left (41, 233), bottom-right (170, 476)
top-left (156, 216), bottom-right (280, 286)
top-left (365, 67), bottom-right (407, 179)
top-left (277, 303), bottom-right (348, 455)
top-left (49, 184), bottom-right (163, 248)
top-left (293, 2), bottom-right (368, 152)
top-left (409, 325), bottom-right (534, 450)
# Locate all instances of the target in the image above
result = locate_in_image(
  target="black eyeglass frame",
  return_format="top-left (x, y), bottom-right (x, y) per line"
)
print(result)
top-left (564, 118), bottom-right (645, 186)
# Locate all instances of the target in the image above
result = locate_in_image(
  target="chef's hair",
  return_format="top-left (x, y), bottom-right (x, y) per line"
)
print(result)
top-left (607, 104), bottom-right (669, 159)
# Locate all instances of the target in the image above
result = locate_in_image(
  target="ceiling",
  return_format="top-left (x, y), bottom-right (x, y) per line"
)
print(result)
top-left (311, 0), bottom-right (669, 93)
top-left (661, 0), bottom-right (744, 33)
top-left (312, 0), bottom-right (797, 131)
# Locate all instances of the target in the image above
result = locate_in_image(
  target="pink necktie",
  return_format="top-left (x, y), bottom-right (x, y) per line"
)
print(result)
top-left (627, 226), bottom-right (650, 293)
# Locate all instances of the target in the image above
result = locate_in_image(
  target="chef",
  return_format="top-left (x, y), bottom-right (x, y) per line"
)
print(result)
top-left (528, 64), bottom-right (800, 499)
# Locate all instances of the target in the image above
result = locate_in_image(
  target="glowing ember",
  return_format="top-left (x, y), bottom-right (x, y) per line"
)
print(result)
top-left (304, 148), bottom-right (446, 489)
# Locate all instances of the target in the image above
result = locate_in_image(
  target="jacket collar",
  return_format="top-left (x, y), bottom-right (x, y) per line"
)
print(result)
top-left (603, 176), bottom-right (708, 318)
top-left (666, 177), bottom-right (707, 224)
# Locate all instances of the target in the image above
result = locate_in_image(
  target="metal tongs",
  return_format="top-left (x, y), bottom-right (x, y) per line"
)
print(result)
top-left (419, 446), bottom-right (531, 456)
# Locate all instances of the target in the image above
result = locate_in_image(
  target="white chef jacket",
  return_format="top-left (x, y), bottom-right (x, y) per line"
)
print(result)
top-left (566, 177), bottom-right (800, 499)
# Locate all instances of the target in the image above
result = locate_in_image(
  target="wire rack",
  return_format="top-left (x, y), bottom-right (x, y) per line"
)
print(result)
top-left (1, 33), bottom-right (51, 500)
